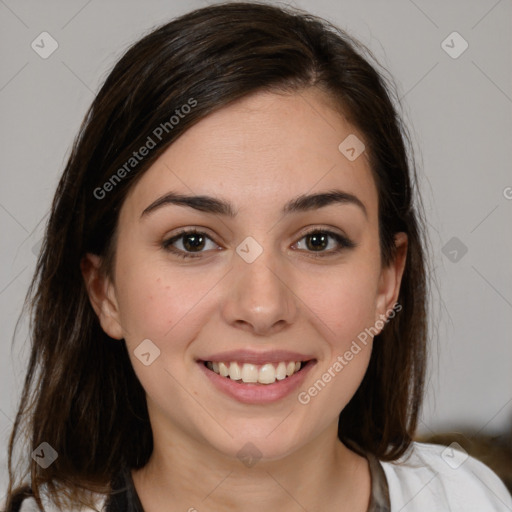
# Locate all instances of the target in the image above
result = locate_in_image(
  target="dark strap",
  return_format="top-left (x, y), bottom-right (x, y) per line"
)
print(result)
top-left (105, 466), bottom-right (145, 512)
top-left (366, 452), bottom-right (391, 511)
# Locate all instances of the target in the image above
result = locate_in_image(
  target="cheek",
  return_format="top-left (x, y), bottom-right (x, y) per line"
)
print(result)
top-left (114, 262), bottom-right (209, 403)
top-left (114, 250), bottom-right (225, 366)
top-left (300, 279), bottom-right (377, 416)
top-left (116, 264), bottom-right (196, 343)
top-left (305, 261), bottom-right (381, 346)
top-left (298, 259), bottom-right (380, 409)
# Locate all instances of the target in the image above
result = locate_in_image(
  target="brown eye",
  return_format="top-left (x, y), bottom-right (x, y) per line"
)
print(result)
top-left (295, 229), bottom-right (355, 255)
top-left (305, 232), bottom-right (329, 251)
top-left (162, 229), bottom-right (218, 259)
top-left (181, 233), bottom-right (206, 252)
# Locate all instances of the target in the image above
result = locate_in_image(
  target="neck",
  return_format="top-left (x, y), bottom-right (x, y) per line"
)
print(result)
top-left (132, 412), bottom-right (371, 512)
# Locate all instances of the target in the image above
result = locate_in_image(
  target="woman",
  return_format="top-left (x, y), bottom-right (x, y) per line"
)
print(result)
top-left (4, 2), bottom-right (511, 511)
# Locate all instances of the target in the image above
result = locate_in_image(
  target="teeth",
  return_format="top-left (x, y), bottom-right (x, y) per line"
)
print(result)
top-left (229, 362), bottom-right (242, 381)
top-left (259, 363), bottom-right (276, 384)
top-left (241, 363), bottom-right (258, 383)
top-left (276, 362), bottom-right (287, 380)
top-left (205, 360), bottom-right (305, 384)
top-left (218, 362), bottom-right (229, 377)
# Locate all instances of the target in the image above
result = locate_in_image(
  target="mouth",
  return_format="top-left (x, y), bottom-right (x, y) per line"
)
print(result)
top-left (196, 349), bottom-right (317, 404)
top-left (200, 359), bottom-right (314, 385)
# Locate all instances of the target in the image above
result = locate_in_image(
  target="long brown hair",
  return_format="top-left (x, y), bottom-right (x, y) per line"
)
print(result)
top-left (4, 1), bottom-right (429, 509)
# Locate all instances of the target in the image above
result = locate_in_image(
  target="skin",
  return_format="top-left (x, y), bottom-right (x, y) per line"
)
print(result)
top-left (82, 87), bottom-right (407, 512)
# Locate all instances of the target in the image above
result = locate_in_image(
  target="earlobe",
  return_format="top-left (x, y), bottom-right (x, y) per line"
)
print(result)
top-left (80, 253), bottom-right (124, 340)
top-left (375, 232), bottom-right (408, 327)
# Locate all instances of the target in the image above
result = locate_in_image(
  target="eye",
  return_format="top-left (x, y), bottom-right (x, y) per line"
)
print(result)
top-left (293, 228), bottom-right (355, 256)
top-left (162, 229), bottom-right (220, 259)
top-left (162, 227), bottom-right (356, 260)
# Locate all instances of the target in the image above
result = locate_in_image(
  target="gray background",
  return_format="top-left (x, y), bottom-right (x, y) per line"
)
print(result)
top-left (1, 0), bottom-right (511, 496)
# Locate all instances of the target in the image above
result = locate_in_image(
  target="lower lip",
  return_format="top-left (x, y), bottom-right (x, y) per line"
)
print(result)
top-left (198, 360), bottom-right (316, 404)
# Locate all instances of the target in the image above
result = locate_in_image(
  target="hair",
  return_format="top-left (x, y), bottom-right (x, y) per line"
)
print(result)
top-left (4, 1), bottom-right (429, 510)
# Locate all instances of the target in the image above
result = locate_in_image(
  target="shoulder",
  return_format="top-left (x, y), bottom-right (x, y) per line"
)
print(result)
top-left (4, 492), bottom-right (108, 512)
top-left (379, 441), bottom-right (512, 511)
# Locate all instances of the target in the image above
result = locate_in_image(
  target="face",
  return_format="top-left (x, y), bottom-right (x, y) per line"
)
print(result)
top-left (83, 87), bottom-right (406, 462)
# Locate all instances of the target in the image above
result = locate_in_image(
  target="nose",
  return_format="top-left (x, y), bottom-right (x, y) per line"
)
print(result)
top-left (221, 247), bottom-right (299, 337)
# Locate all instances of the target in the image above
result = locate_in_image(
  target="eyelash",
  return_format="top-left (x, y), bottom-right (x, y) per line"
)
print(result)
top-left (162, 227), bottom-right (356, 260)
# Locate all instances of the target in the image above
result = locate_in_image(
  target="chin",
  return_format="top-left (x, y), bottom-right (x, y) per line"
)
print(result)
top-left (205, 422), bottom-right (308, 463)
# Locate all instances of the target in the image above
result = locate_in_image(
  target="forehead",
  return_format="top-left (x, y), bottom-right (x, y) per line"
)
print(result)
top-left (121, 88), bottom-right (378, 222)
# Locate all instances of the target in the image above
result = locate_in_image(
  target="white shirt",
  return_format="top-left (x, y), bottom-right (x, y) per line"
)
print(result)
top-left (10, 442), bottom-right (512, 511)
top-left (380, 442), bottom-right (512, 511)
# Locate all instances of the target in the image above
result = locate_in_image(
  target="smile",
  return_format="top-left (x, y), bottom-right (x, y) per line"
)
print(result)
top-left (197, 349), bottom-right (316, 404)
top-left (204, 360), bottom-right (305, 385)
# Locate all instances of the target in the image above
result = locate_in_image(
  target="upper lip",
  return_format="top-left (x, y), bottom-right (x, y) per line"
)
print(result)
top-left (198, 349), bottom-right (316, 365)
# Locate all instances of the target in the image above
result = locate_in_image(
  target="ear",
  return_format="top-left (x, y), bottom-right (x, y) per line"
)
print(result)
top-left (80, 253), bottom-right (124, 340)
top-left (374, 232), bottom-right (408, 327)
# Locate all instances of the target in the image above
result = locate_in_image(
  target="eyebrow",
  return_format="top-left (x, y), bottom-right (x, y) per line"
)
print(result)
top-left (140, 189), bottom-right (367, 219)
